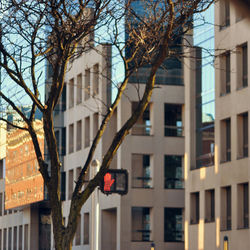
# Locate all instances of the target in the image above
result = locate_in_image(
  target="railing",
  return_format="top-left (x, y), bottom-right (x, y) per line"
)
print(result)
top-left (165, 178), bottom-right (183, 189)
top-left (132, 176), bottom-right (152, 188)
top-left (164, 125), bottom-right (183, 137)
top-left (132, 124), bottom-right (152, 136)
top-left (132, 229), bottom-right (151, 242)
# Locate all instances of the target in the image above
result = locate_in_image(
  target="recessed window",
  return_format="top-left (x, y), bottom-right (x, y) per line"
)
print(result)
top-left (220, 118), bottom-right (231, 163)
top-left (237, 112), bottom-right (248, 158)
top-left (69, 124), bottom-right (74, 154)
top-left (132, 154), bottom-right (152, 188)
top-left (237, 183), bottom-right (249, 229)
top-left (76, 120), bottom-right (82, 151)
top-left (76, 73), bottom-right (82, 104)
top-left (237, 44), bottom-right (248, 89)
top-left (84, 69), bottom-right (90, 100)
top-left (131, 102), bottom-right (152, 136)
top-left (220, 0), bottom-right (230, 28)
top-left (132, 207), bottom-right (151, 242)
top-left (84, 117), bottom-right (90, 148)
top-left (84, 213), bottom-right (89, 245)
top-left (68, 78), bottom-right (74, 109)
top-left (221, 186), bottom-right (231, 231)
top-left (164, 208), bottom-right (183, 242)
top-left (68, 169), bottom-right (74, 200)
top-left (220, 52), bottom-right (231, 95)
top-left (164, 104), bottom-right (183, 137)
top-left (190, 192), bottom-right (199, 224)
top-left (205, 189), bottom-right (215, 223)
top-left (164, 155), bottom-right (183, 189)
top-left (93, 64), bottom-right (99, 96)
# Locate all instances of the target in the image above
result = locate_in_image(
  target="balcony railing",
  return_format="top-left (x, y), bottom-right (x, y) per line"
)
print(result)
top-left (164, 125), bottom-right (183, 137)
top-left (132, 124), bottom-right (152, 136)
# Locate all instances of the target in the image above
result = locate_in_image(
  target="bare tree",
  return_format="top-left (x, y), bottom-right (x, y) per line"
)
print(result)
top-left (0, 0), bottom-right (214, 249)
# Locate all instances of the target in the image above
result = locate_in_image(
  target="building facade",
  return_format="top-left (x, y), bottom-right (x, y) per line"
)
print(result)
top-left (185, 1), bottom-right (250, 250)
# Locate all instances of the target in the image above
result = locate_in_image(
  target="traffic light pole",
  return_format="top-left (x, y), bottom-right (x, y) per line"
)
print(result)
top-left (91, 159), bottom-right (100, 250)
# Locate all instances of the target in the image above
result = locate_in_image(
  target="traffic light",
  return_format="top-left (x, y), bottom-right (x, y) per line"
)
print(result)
top-left (100, 169), bottom-right (128, 195)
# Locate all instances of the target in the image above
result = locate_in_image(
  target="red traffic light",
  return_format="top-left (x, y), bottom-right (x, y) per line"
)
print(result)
top-left (100, 169), bottom-right (128, 195)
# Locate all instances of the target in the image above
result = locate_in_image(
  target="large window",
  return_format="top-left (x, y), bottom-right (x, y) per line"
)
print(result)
top-left (132, 154), bottom-right (152, 188)
top-left (164, 208), bottom-right (183, 242)
top-left (221, 186), bottom-right (231, 231)
top-left (164, 155), bottom-right (183, 189)
top-left (132, 102), bottom-right (151, 136)
top-left (131, 207), bottom-right (151, 242)
top-left (164, 104), bottom-right (183, 137)
top-left (76, 120), bottom-right (82, 151)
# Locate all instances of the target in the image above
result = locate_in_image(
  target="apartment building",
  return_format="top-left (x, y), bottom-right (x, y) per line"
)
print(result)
top-left (185, 1), bottom-right (250, 250)
top-left (58, 33), bottom-right (186, 249)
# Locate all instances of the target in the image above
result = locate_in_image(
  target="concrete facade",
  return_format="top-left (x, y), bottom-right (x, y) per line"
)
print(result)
top-left (185, 1), bottom-right (250, 250)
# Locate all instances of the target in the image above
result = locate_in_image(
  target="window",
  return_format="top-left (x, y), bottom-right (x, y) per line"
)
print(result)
top-left (164, 155), bottom-right (183, 189)
top-left (75, 214), bottom-right (81, 245)
top-left (68, 169), bottom-right (74, 200)
top-left (61, 127), bottom-right (66, 156)
top-left (76, 120), bottom-right (82, 151)
top-left (8, 227), bottom-right (12, 250)
top-left (68, 78), bottom-right (74, 109)
top-left (3, 229), bottom-right (6, 250)
top-left (61, 85), bottom-right (67, 112)
top-left (220, 0), bottom-right (230, 28)
top-left (14, 226), bottom-right (17, 250)
top-left (221, 186), bottom-right (231, 230)
top-left (237, 183), bottom-right (249, 229)
top-left (93, 113), bottom-right (98, 139)
top-left (132, 154), bottom-right (152, 188)
top-left (132, 207), bottom-right (151, 242)
top-left (76, 73), bottom-right (82, 104)
top-left (220, 52), bottom-right (231, 95)
top-left (205, 189), bottom-right (215, 223)
top-left (19, 225), bottom-right (22, 250)
top-left (0, 193), bottom-right (2, 216)
top-left (237, 44), bottom-right (248, 89)
top-left (83, 213), bottom-right (89, 245)
top-left (131, 102), bottom-right (151, 136)
top-left (0, 229), bottom-right (2, 250)
top-left (190, 192), bottom-right (199, 224)
top-left (0, 159), bottom-right (3, 179)
top-left (164, 208), bottom-right (183, 242)
top-left (221, 118), bottom-right (231, 162)
top-left (24, 224), bottom-right (28, 250)
top-left (93, 64), bottom-right (99, 96)
top-left (237, 112), bottom-right (248, 158)
top-left (84, 69), bottom-right (90, 100)
top-left (69, 124), bottom-right (74, 154)
top-left (84, 117), bottom-right (90, 148)
top-left (164, 104), bottom-right (183, 137)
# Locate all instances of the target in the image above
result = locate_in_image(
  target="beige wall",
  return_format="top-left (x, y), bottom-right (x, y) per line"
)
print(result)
top-left (185, 2), bottom-right (250, 250)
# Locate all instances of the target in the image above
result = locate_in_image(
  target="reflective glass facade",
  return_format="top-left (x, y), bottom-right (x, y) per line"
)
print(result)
top-left (194, 5), bottom-right (215, 168)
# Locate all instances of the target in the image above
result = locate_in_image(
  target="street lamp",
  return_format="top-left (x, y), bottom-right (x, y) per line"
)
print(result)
top-left (151, 242), bottom-right (155, 250)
